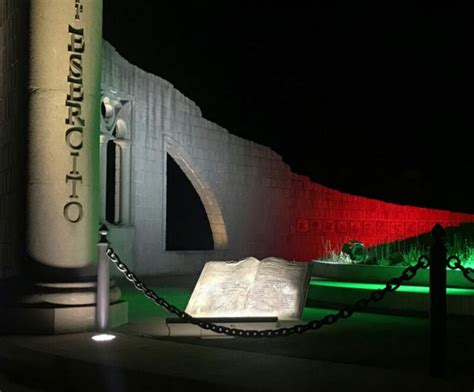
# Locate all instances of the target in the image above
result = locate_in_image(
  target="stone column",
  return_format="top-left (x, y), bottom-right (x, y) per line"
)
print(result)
top-left (0, 0), bottom-right (127, 334)
top-left (27, 0), bottom-right (101, 270)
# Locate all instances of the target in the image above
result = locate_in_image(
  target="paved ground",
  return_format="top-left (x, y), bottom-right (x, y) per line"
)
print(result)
top-left (1, 275), bottom-right (474, 391)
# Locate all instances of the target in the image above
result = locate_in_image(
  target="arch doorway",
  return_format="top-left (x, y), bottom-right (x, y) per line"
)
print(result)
top-left (164, 136), bottom-right (228, 251)
top-left (166, 153), bottom-right (213, 250)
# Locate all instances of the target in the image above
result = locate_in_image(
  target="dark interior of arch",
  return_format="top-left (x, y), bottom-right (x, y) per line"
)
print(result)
top-left (166, 153), bottom-right (214, 250)
top-left (105, 140), bottom-right (119, 224)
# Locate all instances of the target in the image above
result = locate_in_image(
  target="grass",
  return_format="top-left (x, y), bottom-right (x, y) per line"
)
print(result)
top-left (326, 223), bottom-right (474, 268)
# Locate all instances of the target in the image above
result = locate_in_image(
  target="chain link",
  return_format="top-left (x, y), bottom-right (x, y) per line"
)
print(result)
top-left (447, 255), bottom-right (474, 283)
top-left (106, 248), bottom-right (430, 338)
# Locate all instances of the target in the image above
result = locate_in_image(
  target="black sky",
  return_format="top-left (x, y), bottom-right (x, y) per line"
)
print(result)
top-left (102, 2), bottom-right (474, 214)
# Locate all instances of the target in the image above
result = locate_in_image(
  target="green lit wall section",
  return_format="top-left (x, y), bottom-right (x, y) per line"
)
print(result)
top-left (310, 280), bottom-right (474, 296)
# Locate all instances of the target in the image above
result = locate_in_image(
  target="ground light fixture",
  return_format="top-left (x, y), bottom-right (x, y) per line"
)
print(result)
top-left (91, 333), bottom-right (116, 342)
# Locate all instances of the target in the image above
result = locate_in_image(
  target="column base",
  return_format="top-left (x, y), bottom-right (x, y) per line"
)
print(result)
top-left (0, 300), bottom-right (128, 334)
top-left (0, 278), bottom-right (128, 334)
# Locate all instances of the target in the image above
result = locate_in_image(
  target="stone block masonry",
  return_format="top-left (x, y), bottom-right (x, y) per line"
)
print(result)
top-left (102, 41), bottom-right (474, 276)
top-left (1, 23), bottom-right (474, 282)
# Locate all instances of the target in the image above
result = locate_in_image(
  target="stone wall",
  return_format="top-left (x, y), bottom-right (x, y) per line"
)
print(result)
top-left (0, 0), bottom-right (27, 279)
top-left (285, 179), bottom-right (474, 260)
top-left (102, 41), bottom-right (293, 275)
top-left (102, 41), bottom-right (474, 276)
top-left (1, 29), bottom-right (473, 281)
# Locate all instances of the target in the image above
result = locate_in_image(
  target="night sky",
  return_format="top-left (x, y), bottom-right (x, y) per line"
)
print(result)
top-left (103, 2), bottom-right (473, 214)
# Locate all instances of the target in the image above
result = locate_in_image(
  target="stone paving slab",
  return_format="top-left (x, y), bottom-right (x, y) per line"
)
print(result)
top-left (1, 275), bottom-right (474, 391)
top-left (1, 332), bottom-right (473, 392)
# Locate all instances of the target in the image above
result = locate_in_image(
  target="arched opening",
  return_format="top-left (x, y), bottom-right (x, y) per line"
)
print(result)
top-left (99, 93), bottom-right (132, 227)
top-left (165, 135), bottom-right (228, 250)
top-left (105, 140), bottom-right (122, 224)
top-left (166, 153), bottom-right (214, 250)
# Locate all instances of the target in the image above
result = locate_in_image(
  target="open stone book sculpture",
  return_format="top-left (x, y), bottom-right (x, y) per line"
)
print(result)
top-left (185, 257), bottom-right (313, 320)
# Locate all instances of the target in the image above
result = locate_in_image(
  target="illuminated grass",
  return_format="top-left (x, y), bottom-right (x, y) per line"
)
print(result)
top-left (328, 223), bottom-right (474, 268)
top-left (120, 286), bottom-right (192, 321)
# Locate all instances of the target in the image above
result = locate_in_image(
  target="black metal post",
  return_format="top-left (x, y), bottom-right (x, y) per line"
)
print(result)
top-left (96, 224), bottom-right (110, 332)
top-left (429, 223), bottom-right (447, 377)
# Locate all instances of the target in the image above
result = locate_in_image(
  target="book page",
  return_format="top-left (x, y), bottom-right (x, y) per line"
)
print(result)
top-left (185, 257), bottom-right (260, 318)
top-left (246, 257), bottom-right (312, 320)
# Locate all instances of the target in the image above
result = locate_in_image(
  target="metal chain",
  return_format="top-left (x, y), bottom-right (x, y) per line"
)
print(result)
top-left (447, 255), bottom-right (474, 283)
top-left (107, 248), bottom-right (430, 338)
